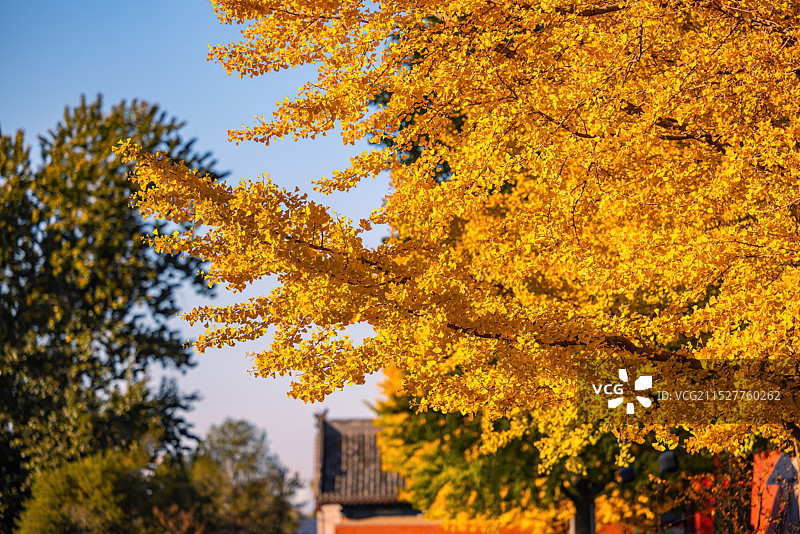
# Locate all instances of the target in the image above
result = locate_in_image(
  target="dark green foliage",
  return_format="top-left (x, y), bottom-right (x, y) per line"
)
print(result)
top-left (0, 95), bottom-right (226, 532)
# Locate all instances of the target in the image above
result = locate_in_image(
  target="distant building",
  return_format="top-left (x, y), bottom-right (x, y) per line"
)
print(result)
top-left (314, 412), bottom-right (422, 534)
top-left (313, 412), bottom-right (535, 534)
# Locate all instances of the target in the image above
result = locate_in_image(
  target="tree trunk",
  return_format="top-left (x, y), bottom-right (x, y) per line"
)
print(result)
top-left (568, 479), bottom-right (596, 534)
top-left (713, 452), bottom-right (754, 534)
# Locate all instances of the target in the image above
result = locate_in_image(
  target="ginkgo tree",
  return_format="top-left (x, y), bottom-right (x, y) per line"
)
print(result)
top-left (118, 0), bottom-right (800, 462)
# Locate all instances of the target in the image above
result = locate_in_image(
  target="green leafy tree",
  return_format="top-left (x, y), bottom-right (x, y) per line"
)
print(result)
top-left (191, 418), bottom-right (301, 534)
top-left (16, 444), bottom-right (205, 534)
top-left (16, 419), bottom-right (304, 534)
top-left (0, 95), bottom-right (226, 532)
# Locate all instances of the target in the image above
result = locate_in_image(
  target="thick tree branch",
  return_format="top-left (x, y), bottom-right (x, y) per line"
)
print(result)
top-left (536, 110), bottom-right (596, 139)
top-left (655, 118), bottom-right (729, 153)
top-left (710, 2), bottom-right (797, 46)
top-left (556, 3), bottom-right (625, 17)
top-left (621, 104), bottom-right (730, 153)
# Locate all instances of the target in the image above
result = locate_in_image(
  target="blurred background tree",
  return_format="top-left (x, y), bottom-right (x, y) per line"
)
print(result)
top-left (16, 443), bottom-right (204, 534)
top-left (191, 418), bottom-right (301, 534)
top-left (0, 95), bottom-right (227, 533)
top-left (16, 418), bottom-right (300, 534)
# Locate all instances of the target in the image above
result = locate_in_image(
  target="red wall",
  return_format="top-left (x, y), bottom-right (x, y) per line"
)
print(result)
top-left (337, 526), bottom-right (527, 534)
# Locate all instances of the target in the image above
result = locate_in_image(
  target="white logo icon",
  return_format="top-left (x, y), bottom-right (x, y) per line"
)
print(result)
top-left (608, 369), bottom-right (652, 414)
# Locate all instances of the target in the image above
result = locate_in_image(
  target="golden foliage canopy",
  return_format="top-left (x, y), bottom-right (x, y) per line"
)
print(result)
top-left (117, 0), bottom-right (800, 452)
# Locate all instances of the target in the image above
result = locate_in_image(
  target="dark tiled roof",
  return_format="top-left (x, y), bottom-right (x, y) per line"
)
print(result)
top-left (315, 413), bottom-right (405, 505)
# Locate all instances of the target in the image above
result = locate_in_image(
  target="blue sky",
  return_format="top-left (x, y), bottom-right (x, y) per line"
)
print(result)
top-left (1, 0), bottom-right (391, 509)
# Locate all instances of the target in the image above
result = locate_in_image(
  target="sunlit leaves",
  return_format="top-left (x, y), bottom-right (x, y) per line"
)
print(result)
top-left (125, 0), bottom-right (800, 460)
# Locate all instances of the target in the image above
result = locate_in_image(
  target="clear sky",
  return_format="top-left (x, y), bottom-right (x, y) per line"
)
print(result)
top-left (1, 0), bottom-right (391, 510)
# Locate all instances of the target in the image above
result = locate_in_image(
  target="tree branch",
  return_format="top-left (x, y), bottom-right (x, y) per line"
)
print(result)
top-left (556, 3), bottom-right (625, 17)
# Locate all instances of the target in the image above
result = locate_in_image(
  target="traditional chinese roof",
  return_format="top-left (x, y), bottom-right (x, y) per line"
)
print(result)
top-left (314, 412), bottom-right (406, 506)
